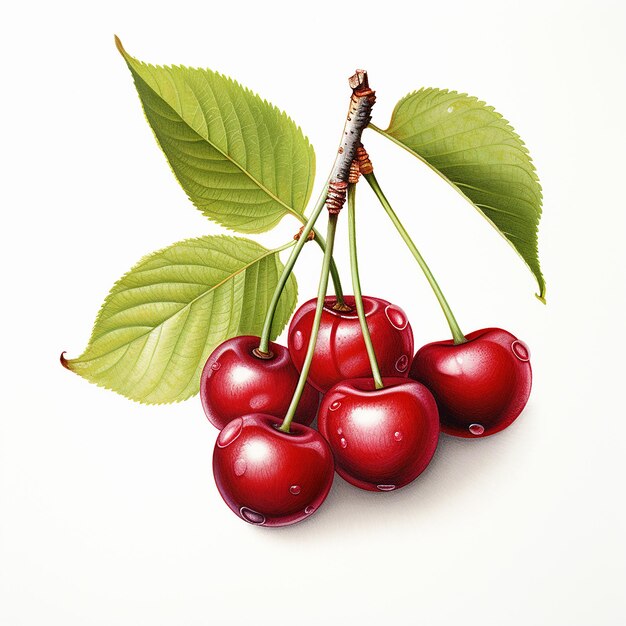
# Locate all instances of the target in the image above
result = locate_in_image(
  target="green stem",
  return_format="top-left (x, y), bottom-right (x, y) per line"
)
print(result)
top-left (274, 240), bottom-right (298, 254)
top-left (257, 197), bottom-right (327, 356)
top-left (364, 172), bottom-right (467, 345)
top-left (347, 184), bottom-right (384, 389)
top-left (257, 173), bottom-right (347, 355)
top-left (279, 213), bottom-right (338, 433)
top-left (312, 226), bottom-right (344, 303)
top-left (297, 174), bottom-right (344, 304)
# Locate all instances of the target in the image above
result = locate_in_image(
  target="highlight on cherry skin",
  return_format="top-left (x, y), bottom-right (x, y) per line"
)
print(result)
top-left (409, 327), bottom-right (532, 438)
top-left (288, 295), bottom-right (414, 393)
top-left (213, 414), bottom-right (335, 527)
top-left (200, 336), bottom-right (319, 430)
top-left (318, 377), bottom-right (440, 491)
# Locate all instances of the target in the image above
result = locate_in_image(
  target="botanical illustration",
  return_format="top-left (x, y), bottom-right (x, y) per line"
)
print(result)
top-left (63, 38), bottom-right (544, 526)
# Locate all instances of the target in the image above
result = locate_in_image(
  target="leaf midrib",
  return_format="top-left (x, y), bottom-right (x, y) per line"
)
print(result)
top-left (129, 58), bottom-right (305, 223)
top-left (72, 245), bottom-right (280, 365)
top-left (368, 124), bottom-right (542, 280)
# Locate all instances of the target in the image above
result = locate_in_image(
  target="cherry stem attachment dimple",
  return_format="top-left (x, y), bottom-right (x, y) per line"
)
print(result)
top-left (364, 172), bottom-right (467, 345)
top-left (279, 213), bottom-right (338, 433)
top-left (347, 184), bottom-right (384, 389)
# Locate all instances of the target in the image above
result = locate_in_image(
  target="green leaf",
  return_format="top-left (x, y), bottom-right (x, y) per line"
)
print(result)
top-left (63, 236), bottom-right (297, 404)
top-left (115, 37), bottom-right (315, 233)
top-left (378, 88), bottom-right (545, 301)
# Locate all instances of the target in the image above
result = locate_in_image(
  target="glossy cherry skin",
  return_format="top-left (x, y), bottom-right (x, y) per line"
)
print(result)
top-left (409, 328), bottom-right (532, 438)
top-left (213, 414), bottom-right (335, 527)
top-left (200, 336), bottom-right (318, 430)
top-left (288, 296), bottom-right (414, 392)
top-left (318, 377), bottom-right (439, 492)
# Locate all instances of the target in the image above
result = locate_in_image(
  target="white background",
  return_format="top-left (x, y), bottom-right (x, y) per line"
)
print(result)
top-left (1, 1), bottom-right (625, 624)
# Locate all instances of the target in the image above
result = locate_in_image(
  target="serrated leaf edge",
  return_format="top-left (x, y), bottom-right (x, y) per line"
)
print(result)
top-left (376, 87), bottom-right (546, 301)
top-left (115, 36), bottom-right (316, 233)
top-left (63, 234), bottom-right (297, 405)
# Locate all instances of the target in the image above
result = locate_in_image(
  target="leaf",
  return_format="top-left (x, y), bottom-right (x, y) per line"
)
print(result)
top-left (63, 236), bottom-right (297, 404)
top-left (378, 88), bottom-right (545, 301)
top-left (115, 36), bottom-right (315, 233)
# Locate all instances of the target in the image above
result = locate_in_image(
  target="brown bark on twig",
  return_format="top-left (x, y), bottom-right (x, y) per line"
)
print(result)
top-left (356, 145), bottom-right (373, 175)
top-left (348, 160), bottom-right (361, 184)
top-left (324, 70), bottom-right (376, 213)
top-left (293, 225), bottom-right (316, 241)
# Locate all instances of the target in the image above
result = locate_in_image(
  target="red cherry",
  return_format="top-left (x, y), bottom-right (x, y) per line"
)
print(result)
top-left (200, 336), bottom-right (319, 430)
top-left (213, 414), bottom-right (334, 527)
top-left (288, 296), bottom-right (414, 392)
top-left (409, 328), bottom-right (532, 438)
top-left (318, 377), bottom-right (439, 491)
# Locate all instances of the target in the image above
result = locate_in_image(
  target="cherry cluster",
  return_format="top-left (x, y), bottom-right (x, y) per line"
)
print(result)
top-left (60, 52), bottom-right (540, 530)
top-left (199, 71), bottom-right (534, 528)
top-left (201, 293), bottom-right (531, 527)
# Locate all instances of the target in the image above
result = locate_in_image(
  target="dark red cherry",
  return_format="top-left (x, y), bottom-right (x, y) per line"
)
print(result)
top-left (409, 327), bottom-right (532, 438)
top-left (288, 296), bottom-right (414, 392)
top-left (200, 336), bottom-right (318, 430)
top-left (213, 414), bottom-right (334, 527)
top-left (318, 377), bottom-right (439, 491)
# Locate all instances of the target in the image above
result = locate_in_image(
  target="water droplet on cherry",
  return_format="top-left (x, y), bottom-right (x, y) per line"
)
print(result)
top-left (384, 304), bottom-right (409, 330)
top-left (340, 437), bottom-right (347, 449)
top-left (305, 506), bottom-right (315, 515)
top-left (469, 423), bottom-right (485, 436)
top-left (377, 484), bottom-right (396, 491)
top-left (395, 354), bottom-right (409, 372)
top-left (217, 417), bottom-right (243, 448)
top-left (240, 507), bottom-right (265, 525)
top-left (211, 361), bottom-right (221, 371)
top-left (329, 400), bottom-right (342, 411)
top-left (511, 340), bottom-right (530, 362)
top-left (293, 330), bottom-right (304, 351)
top-left (337, 427), bottom-right (343, 435)
top-left (394, 431), bottom-right (403, 442)
top-left (289, 485), bottom-right (301, 495)
top-left (234, 457), bottom-right (247, 476)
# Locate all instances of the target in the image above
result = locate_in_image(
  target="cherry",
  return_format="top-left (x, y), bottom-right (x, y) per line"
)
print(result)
top-left (288, 296), bottom-right (414, 392)
top-left (200, 336), bottom-right (318, 430)
top-left (409, 328), bottom-right (532, 438)
top-left (213, 414), bottom-right (334, 526)
top-left (317, 377), bottom-right (439, 491)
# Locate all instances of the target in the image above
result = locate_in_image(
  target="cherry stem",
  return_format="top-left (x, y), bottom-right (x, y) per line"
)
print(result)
top-left (257, 183), bottom-right (331, 356)
top-left (364, 172), bottom-right (467, 345)
top-left (310, 225), bottom-right (345, 306)
top-left (279, 213), bottom-right (338, 433)
top-left (308, 173), bottom-right (345, 306)
top-left (296, 69), bottom-right (375, 296)
top-left (347, 184), bottom-right (384, 389)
